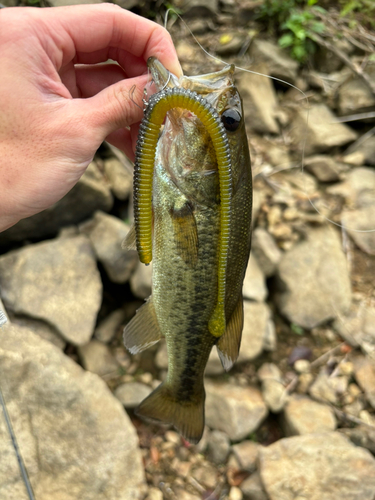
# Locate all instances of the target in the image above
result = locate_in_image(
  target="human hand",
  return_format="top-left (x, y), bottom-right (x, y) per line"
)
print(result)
top-left (0, 4), bottom-right (181, 231)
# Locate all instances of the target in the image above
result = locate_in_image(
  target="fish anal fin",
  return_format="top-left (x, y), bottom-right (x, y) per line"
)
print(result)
top-left (216, 296), bottom-right (243, 371)
top-left (170, 201), bottom-right (198, 268)
top-left (122, 224), bottom-right (137, 251)
top-left (135, 382), bottom-right (205, 445)
top-left (123, 296), bottom-right (163, 354)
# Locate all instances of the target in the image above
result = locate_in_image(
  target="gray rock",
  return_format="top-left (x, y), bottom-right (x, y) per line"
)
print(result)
top-left (243, 255), bottom-right (267, 302)
top-left (340, 425), bottom-right (375, 455)
top-left (338, 64), bottom-right (375, 115)
top-left (251, 228), bottom-right (282, 277)
top-left (353, 356), bottom-right (375, 409)
top-left (342, 206), bottom-right (375, 255)
top-left (0, 161), bottom-right (113, 246)
top-left (344, 134), bottom-right (375, 166)
top-left (275, 226), bottom-right (352, 329)
top-left (0, 236), bottom-right (102, 345)
top-left (240, 471), bottom-right (268, 500)
top-left (304, 155), bottom-right (341, 182)
top-left (309, 369), bottom-right (340, 404)
top-left (207, 430), bottom-right (231, 465)
top-left (239, 302), bottom-right (276, 362)
top-left (130, 262), bottom-right (152, 299)
top-left (282, 395), bottom-right (336, 435)
top-left (0, 323), bottom-right (145, 500)
top-left (328, 167), bottom-right (375, 208)
top-left (80, 211), bottom-right (138, 283)
top-left (291, 104), bottom-right (357, 155)
top-left (205, 382), bottom-right (268, 441)
top-left (8, 315), bottom-right (66, 350)
top-left (259, 432), bottom-right (375, 500)
top-left (334, 300), bottom-right (375, 355)
top-left (94, 308), bottom-right (126, 343)
top-left (232, 440), bottom-right (260, 472)
top-left (103, 157), bottom-right (133, 200)
top-left (114, 382), bottom-right (153, 410)
top-left (206, 347), bottom-right (225, 376)
top-left (237, 70), bottom-right (279, 135)
top-left (258, 363), bottom-right (286, 413)
top-left (249, 39), bottom-right (299, 84)
top-left (78, 340), bottom-right (119, 377)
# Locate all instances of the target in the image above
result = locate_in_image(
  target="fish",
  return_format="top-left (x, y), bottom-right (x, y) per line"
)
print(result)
top-left (123, 57), bottom-right (252, 444)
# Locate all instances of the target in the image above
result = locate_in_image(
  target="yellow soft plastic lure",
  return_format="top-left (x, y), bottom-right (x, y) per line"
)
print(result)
top-left (133, 87), bottom-right (232, 337)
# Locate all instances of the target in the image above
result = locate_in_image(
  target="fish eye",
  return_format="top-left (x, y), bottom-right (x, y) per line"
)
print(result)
top-left (221, 108), bottom-right (241, 132)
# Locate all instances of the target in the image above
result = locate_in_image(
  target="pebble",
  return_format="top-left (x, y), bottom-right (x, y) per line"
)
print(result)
top-left (232, 441), bottom-right (259, 472)
top-left (207, 430), bottom-right (231, 465)
top-left (114, 382), bottom-right (152, 409)
top-left (242, 255), bottom-right (268, 302)
top-left (251, 228), bottom-right (282, 278)
top-left (229, 486), bottom-right (243, 500)
top-left (304, 155), bottom-right (341, 182)
top-left (342, 206), bottom-right (375, 256)
top-left (240, 470), bottom-right (268, 500)
top-left (130, 261), bottom-right (153, 299)
top-left (78, 340), bottom-right (119, 377)
top-left (191, 462), bottom-right (218, 490)
top-left (309, 369), bottom-right (339, 404)
top-left (282, 395), bottom-right (337, 435)
top-left (103, 157), bottom-right (132, 200)
top-left (145, 487), bottom-right (163, 500)
top-left (288, 346), bottom-right (313, 365)
top-left (94, 308), bottom-right (126, 343)
top-left (294, 359), bottom-right (311, 373)
top-left (239, 302), bottom-right (276, 362)
top-left (353, 356), bottom-right (375, 409)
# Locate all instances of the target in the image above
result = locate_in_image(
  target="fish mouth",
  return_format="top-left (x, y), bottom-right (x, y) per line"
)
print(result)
top-left (147, 57), bottom-right (236, 104)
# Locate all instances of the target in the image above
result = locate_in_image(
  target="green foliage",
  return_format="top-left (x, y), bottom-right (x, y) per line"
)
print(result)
top-left (340, 0), bottom-right (375, 17)
top-left (257, 0), bottom-right (327, 63)
top-left (291, 323), bottom-right (304, 335)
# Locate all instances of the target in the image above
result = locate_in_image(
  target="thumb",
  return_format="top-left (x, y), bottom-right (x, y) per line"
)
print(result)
top-left (80, 74), bottom-right (149, 141)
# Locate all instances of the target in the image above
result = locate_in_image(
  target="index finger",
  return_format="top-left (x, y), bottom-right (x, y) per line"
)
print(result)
top-left (36, 4), bottom-right (182, 77)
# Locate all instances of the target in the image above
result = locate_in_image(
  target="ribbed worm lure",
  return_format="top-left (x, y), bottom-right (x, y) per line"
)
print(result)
top-left (133, 86), bottom-right (233, 337)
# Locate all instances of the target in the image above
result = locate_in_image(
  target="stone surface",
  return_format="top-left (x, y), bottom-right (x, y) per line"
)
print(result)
top-left (80, 211), bottom-right (138, 283)
top-left (240, 471), bottom-right (268, 500)
top-left (0, 236), bottom-right (102, 345)
top-left (338, 66), bottom-right (375, 115)
top-left (309, 369), bottom-right (341, 404)
top-left (7, 315), bottom-right (66, 350)
top-left (353, 356), bottom-right (375, 409)
top-left (239, 302), bottom-right (276, 362)
top-left (0, 161), bottom-right (113, 246)
top-left (103, 157), bottom-right (133, 200)
top-left (344, 134), bottom-right (375, 166)
top-left (237, 69), bottom-right (279, 135)
top-left (242, 255), bottom-right (267, 302)
top-left (275, 226), bottom-right (352, 329)
top-left (114, 382), bottom-right (153, 409)
top-left (334, 300), bottom-right (375, 354)
top-left (249, 39), bottom-right (299, 84)
top-left (304, 155), bottom-right (341, 182)
top-left (291, 104), bottom-right (357, 155)
top-left (251, 228), bottom-right (282, 277)
top-left (78, 340), bottom-right (119, 377)
top-left (232, 441), bottom-right (260, 472)
top-left (0, 324), bottom-right (145, 500)
top-left (94, 308), bottom-right (127, 343)
top-left (342, 206), bottom-right (375, 255)
top-left (259, 432), bottom-right (375, 500)
top-left (207, 430), bottom-right (231, 464)
top-left (282, 395), bottom-right (336, 435)
top-left (205, 382), bottom-right (268, 441)
top-left (130, 262), bottom-right (152, 299)
top-left (328, 167), bottom-right (375, 208)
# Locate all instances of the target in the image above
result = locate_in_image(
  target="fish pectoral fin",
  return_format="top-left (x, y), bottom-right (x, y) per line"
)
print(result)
top-left (170, 201), bottom-right (199, 268)
top-left (135, 382), bottom-right (205, 445)
top-left (122, 223), bottom-right (137, 251)
top-left (216, 295), bottom-right (243, 371)
top-left (123, 296), bottom-right (163, 354)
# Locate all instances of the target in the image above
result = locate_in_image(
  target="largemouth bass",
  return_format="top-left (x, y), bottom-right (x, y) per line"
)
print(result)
top-left (124, 58), bottom-right (252, 444)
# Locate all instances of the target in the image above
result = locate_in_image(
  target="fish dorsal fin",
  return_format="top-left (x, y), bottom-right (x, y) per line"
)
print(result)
top-left (122, 224), bottom-right (137, 251)
top-left (216, 296), bottom-right (243, 371)
top-left (170, 201), bottom-right (199, 268)
top-left (123, 296), bottom-right (163, 354)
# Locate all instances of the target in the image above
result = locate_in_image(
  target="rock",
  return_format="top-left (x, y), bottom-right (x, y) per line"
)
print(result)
top-left (287, 346), bottom-right (313, 365)
top-left (0, 161), bottom-right (113, 246)
top-left (254, 136), bottom-right (291, 168)
top-left (259, 432), bottom-right (375, 500)
top-left (174, 0), bottom-right (218, 17)
top-left (207, 430), bottom-right (231, 464)
top-left (353, 356), bottom-right (375, 409)
top-left (258, 363), bottom-right (286, 413)
top-left (114, 382), bottom-right (153, 410)
top-left (232, 441), bottom-right (260, 472)
top-left (7, 315), bottom-right (66, 350)
top-left (103, 157), bottom-right (133, 200)
top-left (94, 308), bottom-right (126, 343)
top-left (304, 155), bottom-right (341, 182)
top-left (216, 34), bottom-right (247, 56)
top-left (0, 323), bottom-right (145, 500)
top-left (80, 211), bottom-right (138, 283)
top-left (342, 206), bottom-right (375, 255)
top-left (145, 487), bottom-right (164, 500)
top-left (239, 302), bottom-right (276, 362)
top-left (291, 104), bottom-right (357, 155)
top-left (205, 382), bottom-right (268, 441)
top-left (328, 167), bottom-right (375, 208)
top-left (130, 262), bottom-right (152, 299)
top-left (241, 472), bottom-right (268, 500)
top-left (340, 425), bottom-right (375, 455)
top-left (344, 134), bottom-right (375, 166)
top-left (275, 226), bottom-right (352, 329)
top-left (337, 65), bottom-right (375, 115)
top-left (294, 359), bottom-right (310, 373)
top-left (249, 39), bottom-right (299, 84)
top-left (155, 340), bottom-right (168, 370)
top-left (237, 69), bottom-right (279, 135)
top-left (251, 228), bottom-right (282, 277)
top-left (229, 486), bottom-right (243, 500)
top-left (78, 340), bottom-right (119, 377)
top-left (309, 369), bottom-right (339, 404)
top-left (282, 395), bottom-right (336, 436)
top-left (0, 236), bottom-right (102, 345)
top-left (191, 462), bottom-right (218, 489)
top-left (333, 300), bottom-right (375, 354)
top-left (242, 255), bottom-right (267, 302)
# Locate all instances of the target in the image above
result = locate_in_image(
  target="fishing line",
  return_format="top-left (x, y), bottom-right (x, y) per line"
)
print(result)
top-left (162, 8), bottom-right (375, 234)
top-left (0, 385), bottom-right (36, 500)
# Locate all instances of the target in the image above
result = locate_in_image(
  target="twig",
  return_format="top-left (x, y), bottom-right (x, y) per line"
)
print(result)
top-left (333, 111), bottom-right (375, 123)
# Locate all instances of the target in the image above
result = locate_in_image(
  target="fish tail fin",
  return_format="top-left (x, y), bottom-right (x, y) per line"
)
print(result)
top-left (135, 382), bottom-right (205, 444)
